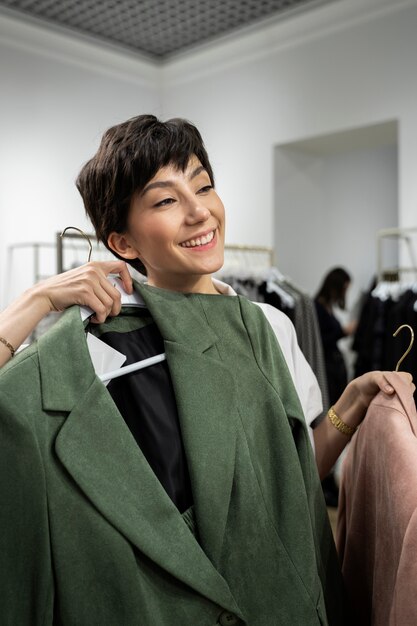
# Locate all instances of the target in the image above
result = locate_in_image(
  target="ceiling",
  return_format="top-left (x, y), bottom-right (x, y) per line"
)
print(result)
top-left (0, 0), bottom-right (335, 60)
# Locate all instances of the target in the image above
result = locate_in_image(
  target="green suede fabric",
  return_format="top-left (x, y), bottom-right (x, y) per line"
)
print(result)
top-left (87, 306), bottom-right (154, 337)
top-left (0, 282), bottom-right (346, 625)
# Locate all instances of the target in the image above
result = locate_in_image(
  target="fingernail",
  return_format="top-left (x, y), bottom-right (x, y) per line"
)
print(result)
top-left (385, 385), bottom-right (394, 393)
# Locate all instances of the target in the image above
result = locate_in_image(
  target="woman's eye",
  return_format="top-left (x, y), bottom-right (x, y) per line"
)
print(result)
top-left (197, 185), bottom-right (213, 194)
top-left (154, 197), bottom-right (175, 208)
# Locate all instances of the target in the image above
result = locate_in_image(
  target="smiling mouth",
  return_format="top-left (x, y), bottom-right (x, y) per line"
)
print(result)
top-left (179, 230), bottom-right (215, 248)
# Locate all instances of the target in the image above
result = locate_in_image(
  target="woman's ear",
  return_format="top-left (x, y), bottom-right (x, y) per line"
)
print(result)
top-left (107, 231), bottom-right (141, 261)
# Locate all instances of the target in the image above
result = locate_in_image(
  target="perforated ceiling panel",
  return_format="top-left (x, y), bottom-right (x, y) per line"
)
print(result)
top-left (0, 0), bottom-right (334, 59)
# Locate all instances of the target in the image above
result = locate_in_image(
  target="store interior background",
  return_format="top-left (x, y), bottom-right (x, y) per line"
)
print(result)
top-left (1, 0), bottom-right (416, 336)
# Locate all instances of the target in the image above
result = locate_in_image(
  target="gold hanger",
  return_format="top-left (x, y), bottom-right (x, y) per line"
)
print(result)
top-left (393, 324), bottom-right (415, 371)
top-left (60, 226), bottom-right (93, 263)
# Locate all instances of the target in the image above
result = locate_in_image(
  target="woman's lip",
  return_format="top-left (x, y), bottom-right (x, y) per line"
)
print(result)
top-left (179, 228), bottom-right (216, 246)
top-left (180, 229), bottom-right (218, 252)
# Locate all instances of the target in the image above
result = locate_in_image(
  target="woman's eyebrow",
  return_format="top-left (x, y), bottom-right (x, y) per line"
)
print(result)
top-left (141, 180), bottom-right (173, 196)
top-left (141, 166), bottom-right (207, 196)
top-left (189, 165), bottom-right (206, 180)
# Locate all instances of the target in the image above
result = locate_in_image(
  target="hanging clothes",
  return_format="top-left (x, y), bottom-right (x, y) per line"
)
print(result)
top-left (219, 269), bottom-right (329, 417)
top-left (337, 372), bottom-right (417, 626)
top-left (0, 280), bottom-right (347, 626)
top-left (352, 283), bottom-right (417, 399)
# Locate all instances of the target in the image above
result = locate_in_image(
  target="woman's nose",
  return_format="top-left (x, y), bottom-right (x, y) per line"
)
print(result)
top-left (185, 200), bottom-right (211, 223)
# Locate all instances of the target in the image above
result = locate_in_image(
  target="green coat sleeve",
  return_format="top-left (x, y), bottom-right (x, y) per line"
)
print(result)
top-left (0, 355), bottom-right (54, 625)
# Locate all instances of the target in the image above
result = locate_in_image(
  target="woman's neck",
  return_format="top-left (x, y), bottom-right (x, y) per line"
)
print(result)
top-left (147, 273), bottom-right (220, 295)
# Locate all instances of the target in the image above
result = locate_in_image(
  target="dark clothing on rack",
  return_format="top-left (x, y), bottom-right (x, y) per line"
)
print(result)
top-left (353, 293), bottom-right (396, 376)
top-left (384, 290), bottom-right (417, 371)
top-left (352, 287), bottom-right (417, 400)
top-left (288, 287), bottom-right (329, 416)
top-left (258, 282), bottom-right (295, 324)
top-left (220, 276), bottom-right (264, 303)
top-left (314, 300), bottom-right (347, 406)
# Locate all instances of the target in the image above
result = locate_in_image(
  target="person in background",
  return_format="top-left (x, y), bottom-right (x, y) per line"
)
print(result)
top-left (314, 267), bottom-right (357, 404)
top-left (0, 260), bottom-right (133, 368)
top-left (314, 266), bottom-right (357, 506)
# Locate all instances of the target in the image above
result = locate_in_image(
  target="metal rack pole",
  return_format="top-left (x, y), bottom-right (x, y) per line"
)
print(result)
top-left (377, 227), bottom-right (417, 282)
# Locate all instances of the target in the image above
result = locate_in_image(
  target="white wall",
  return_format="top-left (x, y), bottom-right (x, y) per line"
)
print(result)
top-left (274, 141), bottom-right (398, 304)
top-left (2, 0), bottom-right (417, 308)
top-left (0, 13), bottom-right (160, 306)
top-left (161, 0), bottom-right (417, 298)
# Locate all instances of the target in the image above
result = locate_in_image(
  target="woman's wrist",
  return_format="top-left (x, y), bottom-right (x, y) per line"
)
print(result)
top-left (332, 379), bottom-right (367, 430)
top-left (24, 283), bottom-right (55, 317)
top-left (0, 286), bottom-right (53, 359)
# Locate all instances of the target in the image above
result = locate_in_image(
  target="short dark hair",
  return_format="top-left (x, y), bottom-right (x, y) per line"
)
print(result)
top-left (315, 267), bottom-right (351, 310)
top-left (76, 114), bottom-right (214, 274)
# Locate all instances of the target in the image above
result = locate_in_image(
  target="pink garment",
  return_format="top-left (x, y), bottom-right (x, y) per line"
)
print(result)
top-left (337, 372), bottom-right (417, 626)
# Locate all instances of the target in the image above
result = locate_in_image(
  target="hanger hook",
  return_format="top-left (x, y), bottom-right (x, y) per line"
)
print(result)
top-left (393, 324), bottom-right (415, 372)
top-left (60, 226), bottom-right (93, 263)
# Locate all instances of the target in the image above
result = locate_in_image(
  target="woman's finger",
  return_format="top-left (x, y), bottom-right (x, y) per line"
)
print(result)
top-left (95, 277), bottom-right (122, 318)
top-left (83, 293), bottom-right (113, 324)
top-left (115, 262), bottom-right (133, 294)
top-left (90, 260), bottom-right (133, 295)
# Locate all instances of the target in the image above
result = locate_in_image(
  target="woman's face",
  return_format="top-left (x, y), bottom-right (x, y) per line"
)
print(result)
top-left (109, 155), bottom-right (225, 293)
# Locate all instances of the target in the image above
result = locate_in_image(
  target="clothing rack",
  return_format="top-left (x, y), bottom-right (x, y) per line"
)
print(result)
top-left (222, 244), bottom-right (274, 275)
top-left (224, 244), bottom-right (274, 263)
top-left (377, 227), bottom-right (417, 282)
top-left (56, 234), bottom-right (275, 274)
top-left (3, 242), bottom-right (57, 307)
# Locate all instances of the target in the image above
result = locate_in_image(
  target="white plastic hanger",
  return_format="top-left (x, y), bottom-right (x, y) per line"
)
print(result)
top-left (82, 275), bottom-right (166, 383)
top-left (99, 352), bottom-right (166, 383)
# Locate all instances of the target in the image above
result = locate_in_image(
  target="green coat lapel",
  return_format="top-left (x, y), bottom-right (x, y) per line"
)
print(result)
top-left (37, 305), bottom-right (240, 615)
top-left (135, 283), bottom-right (238, 567)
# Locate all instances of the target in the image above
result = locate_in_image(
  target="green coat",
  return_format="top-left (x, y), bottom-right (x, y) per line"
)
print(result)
top-left (0, 284), bottom-right (346, 625)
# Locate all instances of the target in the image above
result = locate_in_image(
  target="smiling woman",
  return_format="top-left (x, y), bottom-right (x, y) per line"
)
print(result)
top-left (0, 113), bottom-right (411, 626)
top-left (107, 156), bottom-right (225, 294)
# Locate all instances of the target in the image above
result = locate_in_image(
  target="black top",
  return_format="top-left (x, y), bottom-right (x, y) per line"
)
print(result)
top-left (92, 310), bottom-right (193, 513)
top-left (314, 299), bottom-right (347, 405)
top-left (314, 300), bottom-right (346, 355)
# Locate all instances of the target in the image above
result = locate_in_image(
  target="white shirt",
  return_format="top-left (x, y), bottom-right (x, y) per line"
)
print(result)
top-left (213, 278), bottom-right (322, 450)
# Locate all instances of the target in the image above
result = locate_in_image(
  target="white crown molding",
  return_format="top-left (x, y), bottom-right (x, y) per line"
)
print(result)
top-left (162, 0), bottom-right (417, 86)
top-left (0, 7), bottom-right (159, 89)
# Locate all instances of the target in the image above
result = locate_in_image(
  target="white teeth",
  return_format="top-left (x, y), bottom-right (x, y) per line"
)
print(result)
top-left (180, 230), bottom-right (215, 248)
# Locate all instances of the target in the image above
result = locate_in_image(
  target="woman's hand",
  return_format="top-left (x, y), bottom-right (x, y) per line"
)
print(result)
top-left (314, 370), bottom-right (414, 479)
top-left (334, 371), bottom-right (415, 429)
top-left (30, 260), bottom-right (133, 323)
top-left (0, 261), bottom-right (133, 369)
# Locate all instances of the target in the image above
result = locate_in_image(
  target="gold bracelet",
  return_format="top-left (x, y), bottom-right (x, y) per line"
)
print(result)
top-left (0, 336), bottom-right (16, 357)
top-left (327, 406), bottom-right (357, 438)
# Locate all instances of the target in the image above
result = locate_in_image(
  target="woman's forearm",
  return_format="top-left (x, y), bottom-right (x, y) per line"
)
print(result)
top-left (0, 288), bottom-right (51, 367)
top-left (313, 382), bottom-right (364, 479)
